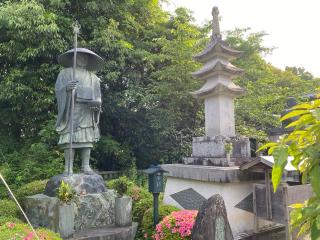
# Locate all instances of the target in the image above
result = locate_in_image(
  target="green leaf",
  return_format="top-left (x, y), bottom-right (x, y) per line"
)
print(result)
top-left (310, 166), bottom-right (320, 197)
top-left (257, 142), bottom-right (277, 152)
top-left (280, 110), bottom-right (309, 122)
top-left (271, 146), bottom-right (288, 191)
top-left (311, 221), bottom-right (320, 240)
top-left (290, 103), bottom-right (313, 110)
top-left (272, 166), bottom-right (283, 191)
top-left (317, 215), bottom-right (320, 229)
top-left (290, 203), bottom-right (304, 209)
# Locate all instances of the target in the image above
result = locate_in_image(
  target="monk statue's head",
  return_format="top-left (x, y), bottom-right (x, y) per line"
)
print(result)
top-left (75, 53), bottom-right (89, 68)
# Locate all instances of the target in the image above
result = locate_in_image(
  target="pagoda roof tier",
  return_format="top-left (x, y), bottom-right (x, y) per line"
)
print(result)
top-left (192, 60), bottom-right (244, 81)
top-left (194, 40), bottom-right (242, 63)
top-left (191, 82), bottom-right (245, 99)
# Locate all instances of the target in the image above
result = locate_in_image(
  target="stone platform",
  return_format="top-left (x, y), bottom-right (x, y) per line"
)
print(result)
top-left (44, 173), bottom-right (106, 197)
top-left (185, 135), bottom-right (251, 166)
top-left (25, 191), bottom-right (117, 231)
top-left (26, 190), bottom-right (136, 240)
top-left (161, 164), bottom-right (268, 237)
top-left (69, 223), bottom-right (138, 240)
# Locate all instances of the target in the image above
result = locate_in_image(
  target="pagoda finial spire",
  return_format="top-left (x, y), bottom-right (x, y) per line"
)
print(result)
top-left (211, 6), bottom-right (221, 41)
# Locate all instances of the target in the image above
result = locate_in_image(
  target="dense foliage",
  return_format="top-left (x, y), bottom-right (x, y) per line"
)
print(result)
top-left (259, 99), bottom-right (320, 239)
top-left (0, 0), bottom-right (206, 190)
top-left (107, 176), bottom-right (153, 239)
top-left (0, 222), bottom-right (61, 240)
top-left (0, 199), bottom-right (20, 218)
top-left (0, 0), bottom-right (318, 192)
top-left (15, 179), bottom-right (48, 205)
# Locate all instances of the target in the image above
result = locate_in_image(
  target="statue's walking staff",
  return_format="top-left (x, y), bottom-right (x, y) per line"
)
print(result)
top-left (68, 22), bottom-right (80, 175)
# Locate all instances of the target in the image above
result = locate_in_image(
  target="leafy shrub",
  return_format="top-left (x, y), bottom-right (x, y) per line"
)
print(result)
top-left (133, 197), bottom-right (153, 224)
top-left (108, 177), bottom-right (153, 222)
top-left (0, 216), bottom-right (22, 226)
top-left (16, 179), bottom-right (48, 204)
top-left (57, 181), bottom-right (75, 204)
top-left (112, 176), bottom-right (129, 197)
top-left (107, 176), bottom-right (134, 189)
top-left (0, 223), bottom-right (61, 240)
top-left (141, 204), bottom-right (180, 239)
top-left (153, 210), bottom-right (198, 240)
top-left (0, 199), bottom-right (20, 218)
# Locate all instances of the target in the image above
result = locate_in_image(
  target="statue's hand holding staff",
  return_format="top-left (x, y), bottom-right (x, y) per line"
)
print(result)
top-left (66, 81), bottom-right (78, 91)
top-left (88, 100), bottom-right (101, 111)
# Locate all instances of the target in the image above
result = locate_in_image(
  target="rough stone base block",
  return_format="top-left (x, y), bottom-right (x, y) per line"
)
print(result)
top-left (44, 173), bottom-right (107, 197)
top-left (69, 222), bottom-right (138, 240)
top-left (25, 191), bottom-right (117, 232)
top-left (189, 135), bottom-right (250, 166)
top-left (184, 157), bottom-right (235, 167)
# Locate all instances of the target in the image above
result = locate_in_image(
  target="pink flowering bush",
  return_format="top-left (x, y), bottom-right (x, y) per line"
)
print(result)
top-left (153, 210), bottom-right (198, 240)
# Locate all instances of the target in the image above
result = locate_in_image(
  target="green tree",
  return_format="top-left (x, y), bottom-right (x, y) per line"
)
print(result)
top-left (259, 99), bottom-right (320, 238)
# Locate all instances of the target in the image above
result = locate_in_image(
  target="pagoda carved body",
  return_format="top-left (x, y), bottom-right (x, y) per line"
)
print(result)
top-left (185, 7), bottom-right (250, 166)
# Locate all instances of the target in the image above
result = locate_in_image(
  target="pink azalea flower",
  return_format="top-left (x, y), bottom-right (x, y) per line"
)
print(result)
top-left (153, 210), bottom-right (198, 240)
top-left (23, 232), bottom-right (34, 240)
top-left (6, 222), bottom-right (16, 229)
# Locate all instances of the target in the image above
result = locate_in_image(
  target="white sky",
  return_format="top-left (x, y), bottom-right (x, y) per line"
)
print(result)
top-left (162, 0), bottom-right (320, 77)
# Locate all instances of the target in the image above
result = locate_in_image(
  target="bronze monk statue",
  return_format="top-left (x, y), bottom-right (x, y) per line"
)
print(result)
top-left (56, 48), bottom-right (104, 175)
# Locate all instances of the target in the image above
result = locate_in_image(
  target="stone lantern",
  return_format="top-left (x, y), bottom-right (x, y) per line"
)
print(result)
top-left (144, 165), bottom-right (168, 226)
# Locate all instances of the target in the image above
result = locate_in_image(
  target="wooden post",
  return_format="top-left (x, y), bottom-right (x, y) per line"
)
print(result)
top-left (282, 183), bottom-right (292, 240)
top-left (253, 184), bottom-right (259, 235)
top-left (265, 169), bottom-right (272, 220)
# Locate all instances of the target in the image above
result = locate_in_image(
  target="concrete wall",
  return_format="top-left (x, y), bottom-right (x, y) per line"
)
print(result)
top-left (163, 177), bottom-right (272, 237)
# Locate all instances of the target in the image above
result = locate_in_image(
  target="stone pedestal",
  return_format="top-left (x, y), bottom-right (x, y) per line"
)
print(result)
top-left (25, 191), bottom-right (117, 232)
top-left (44, 173), bottom-right (106, 197)
top-left (25, 190), bottom-right (136, 240)
top-left (58, 203), bottom-right (75, 238)
top-left (184, 135), bottom-right (251, 166)
top-left (115, 196), bottom-right (132, 227)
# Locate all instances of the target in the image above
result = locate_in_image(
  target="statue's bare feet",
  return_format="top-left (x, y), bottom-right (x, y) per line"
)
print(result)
top-left (63, 170), bottom-right (73, 176)
top-left (82, 165), bottom-right (94, 175)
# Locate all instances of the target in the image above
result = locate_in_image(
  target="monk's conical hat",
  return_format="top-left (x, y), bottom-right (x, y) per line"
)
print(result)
top-left (58, 48), bottom-right (104, 71)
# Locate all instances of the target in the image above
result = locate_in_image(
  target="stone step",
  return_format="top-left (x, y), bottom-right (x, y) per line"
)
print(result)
top-left (68, 223), bottom-right (138, 240)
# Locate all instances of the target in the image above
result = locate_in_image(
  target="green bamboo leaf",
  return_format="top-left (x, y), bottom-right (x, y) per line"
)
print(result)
top-left (285, 119), bottom-right (301, 129)
top-left (311, 221), bottom-right (320, 240)
top-left (257, 142), bottom-right (277, 152)
top-left (290, 103), bottom-right (312, 110)
top-left (317, 215), bottom-right (320, 229)
top-left (272, 166), bottom-right (283, 191)
top-left (268, 146), bottom-right (277, 155)
top-left (310, 166), bottom-right (320, 197)
top-left (289, 203), bottom-right (304, 209)
top-left (280, 110), bottom-right (309, 122)
top-left (271, 146), bottom-right (288, 191)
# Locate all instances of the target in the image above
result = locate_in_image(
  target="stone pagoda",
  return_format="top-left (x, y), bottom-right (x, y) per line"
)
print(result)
top-left (184, 7), bottom-right (250, 167)
top-left (162, 7), bottom-right (312, 239)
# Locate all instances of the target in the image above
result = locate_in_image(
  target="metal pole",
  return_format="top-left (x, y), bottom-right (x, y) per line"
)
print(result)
top-left (153, 192), bottom-right (160, 226)
top-left (68, 22), bottom-right (80, 175)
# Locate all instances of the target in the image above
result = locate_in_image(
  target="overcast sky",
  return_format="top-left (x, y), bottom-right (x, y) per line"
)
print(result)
top-left (162, 0), bottom-right (320, 77)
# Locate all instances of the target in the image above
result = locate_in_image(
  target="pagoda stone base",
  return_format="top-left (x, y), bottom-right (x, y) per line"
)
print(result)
top-left (184, 156), bottom-right (235, 167)
top-left (188, 135), bottom-right (250, 166)
top-left (160, 164), bottom-right (269, 238)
